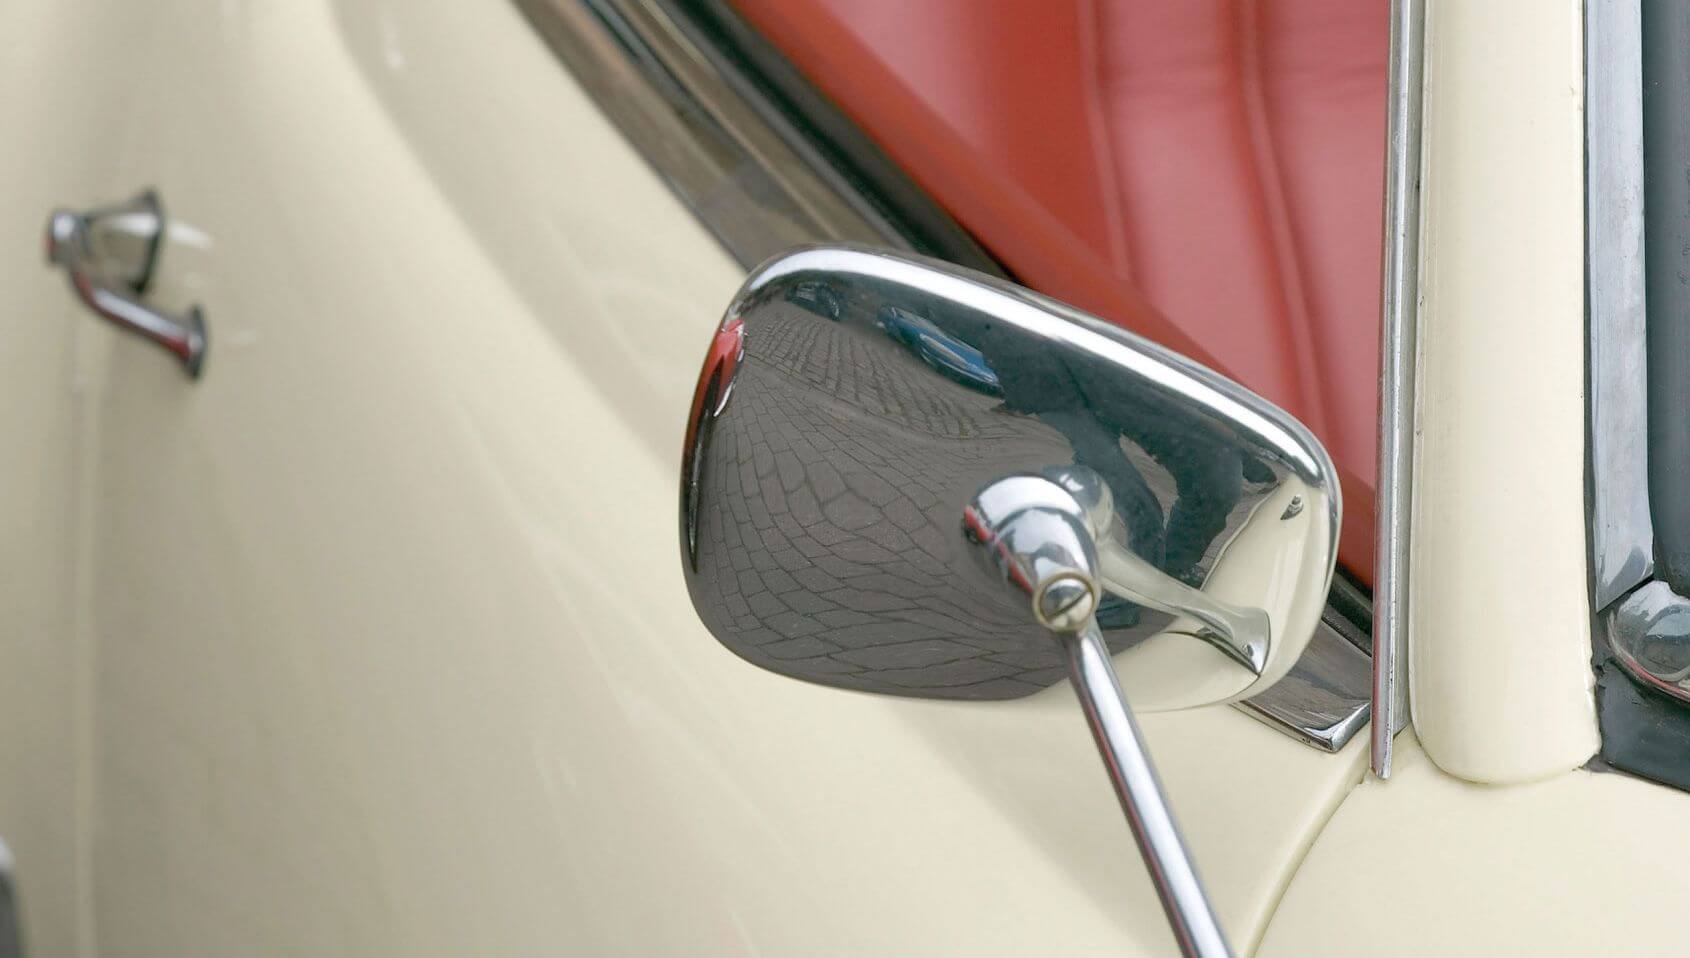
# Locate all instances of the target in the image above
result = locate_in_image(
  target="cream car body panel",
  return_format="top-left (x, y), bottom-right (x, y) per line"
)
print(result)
top-left (1260, 733), bottom-right (1690, 957)
top-left (4, 0), bottom-right (1684, 954)
top-left (1408, 0), bottom-right (1599, 784)
top-left (2, 0), bottom-right (1367, 954)
top-left (0, 4), bottom-right (101, 955)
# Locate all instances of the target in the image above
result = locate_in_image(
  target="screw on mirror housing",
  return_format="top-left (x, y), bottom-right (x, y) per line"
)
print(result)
top-left (962, 473), bottom-right (1103, 633)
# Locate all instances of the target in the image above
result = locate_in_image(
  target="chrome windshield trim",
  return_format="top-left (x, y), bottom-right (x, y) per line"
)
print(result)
top-left (520, 0), bottom-right (1373, 753)
top-left (1371, 0), bottom-right (1426, 779)
top-left (1588, 0), bottom-right (1654, 612)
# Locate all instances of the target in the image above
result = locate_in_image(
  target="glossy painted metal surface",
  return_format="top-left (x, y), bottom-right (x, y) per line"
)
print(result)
top-left (1410, 0), bottom-right (1598, 784)
top-left (1587, 0), bottom-right (1654, 613)
top-left (0, 6), bottom-right (98, 950)
top-left (682, 246), bottom-right (1340, 710)
top-left (1606, 582), bottom-right (1690, 705)
top-left (1262, 732), bottom-right (1690, 957)
top-left (1371, 0), bottom-right (1423, 780)
top-left (3, 0), bottom-right (1662, 954)
top-left (507, 0), bottom-right (874, 263)
top-left (508, 0), bottom-right (996, 276)
top-left (44, 191), bottom-right (206, 378)
top-left (532, 0), bottom-right (1375, 753)
top-left (0, 1), bottom-right (1376, 953)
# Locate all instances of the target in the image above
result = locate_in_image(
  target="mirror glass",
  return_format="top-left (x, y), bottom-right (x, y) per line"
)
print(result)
top-left (681, 247), bottom-right (1339, 710)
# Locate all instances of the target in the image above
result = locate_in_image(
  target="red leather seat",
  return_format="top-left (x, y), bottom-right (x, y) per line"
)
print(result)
top-left (731, 0), bottom-right (1386, 581)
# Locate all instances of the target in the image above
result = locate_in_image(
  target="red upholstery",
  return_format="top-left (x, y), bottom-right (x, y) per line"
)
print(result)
top-left (731, 0), bottom-right (1386, 581)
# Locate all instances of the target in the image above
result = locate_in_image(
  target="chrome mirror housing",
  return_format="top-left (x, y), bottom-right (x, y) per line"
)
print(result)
top-left (680, 246), bottom-right (1339, 712)
top-left (680, 246), bottom-right (1341, 955)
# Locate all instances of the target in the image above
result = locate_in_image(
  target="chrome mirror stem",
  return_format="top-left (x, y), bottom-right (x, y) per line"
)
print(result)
top-left (1062, 619), bottom-right (1231, 958)
top-left (966, 473), bottom-right (1231, 958)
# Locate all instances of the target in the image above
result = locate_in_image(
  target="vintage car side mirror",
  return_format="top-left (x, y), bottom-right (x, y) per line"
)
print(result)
top-left (679, 246), bottom-right (1339, 957)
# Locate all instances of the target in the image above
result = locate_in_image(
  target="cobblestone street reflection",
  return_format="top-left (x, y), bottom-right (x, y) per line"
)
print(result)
top-left (683, 248), bottom-right (1357, 741)
top-left (690, 301), bottom-right (1170, 698)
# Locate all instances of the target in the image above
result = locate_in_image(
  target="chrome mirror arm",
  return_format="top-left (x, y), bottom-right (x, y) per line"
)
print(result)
top-left (1039, 465), bottom-right (1269, 674)
top-left (966, 474), bottom-right (1232, 958)
top-left (1061, 618), bottom-right (1232, 958)
top-left (1095, 541), bottom-right (1269, 675)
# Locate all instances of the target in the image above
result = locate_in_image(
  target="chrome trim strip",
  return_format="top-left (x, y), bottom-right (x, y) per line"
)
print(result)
top-left (521, 0), bottom-right (1372, 752)
top-left (1252, 621), bottom-right (1369, 752)
top-left (1588, 0), bottom-right (1653, 612)
top-left (1371, 0), bottom-right (1425, 779)
top-left (1247, 611), bottom-right (1372, 753)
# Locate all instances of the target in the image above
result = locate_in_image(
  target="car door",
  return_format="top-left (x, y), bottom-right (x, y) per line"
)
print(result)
top-left (0, 1), bottom-right (1370, 954)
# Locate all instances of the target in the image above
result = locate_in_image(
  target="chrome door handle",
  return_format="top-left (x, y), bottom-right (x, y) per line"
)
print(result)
top-left (44, 190), bottom-right (207, 378)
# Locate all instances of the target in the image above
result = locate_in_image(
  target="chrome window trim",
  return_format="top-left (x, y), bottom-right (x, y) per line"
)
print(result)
top-left (518, 0), bottom-right (1374, 752)
top-left (1370, 0), bottom-right (1425, 780)
top-left (1587, 0), bottom-right (1653, 612)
